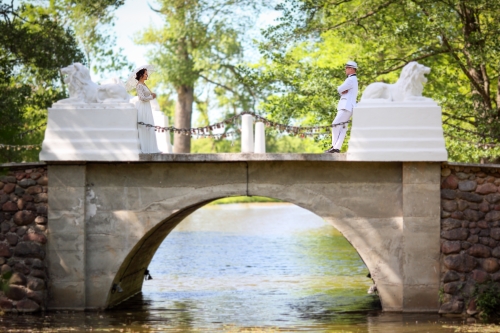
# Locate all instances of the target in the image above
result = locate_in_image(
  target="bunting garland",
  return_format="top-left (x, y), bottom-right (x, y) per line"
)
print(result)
top-left (138, 111), bottom-right (348, 139)
top-left (0, 144), bottom-right (41, 151)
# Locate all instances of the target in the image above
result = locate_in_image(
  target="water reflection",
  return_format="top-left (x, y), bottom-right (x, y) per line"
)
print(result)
top-left (0, 203), bottom-right (498, 332)
top-left (137, 203), bottom-right (379, 328)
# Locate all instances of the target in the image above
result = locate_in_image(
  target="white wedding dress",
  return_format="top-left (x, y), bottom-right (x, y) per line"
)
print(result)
top-left (136, 83), bottom-right (160, 154)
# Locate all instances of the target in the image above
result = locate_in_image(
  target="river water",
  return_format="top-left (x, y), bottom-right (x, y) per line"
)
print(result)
top-left (0, 203), bottom-right (498, 332)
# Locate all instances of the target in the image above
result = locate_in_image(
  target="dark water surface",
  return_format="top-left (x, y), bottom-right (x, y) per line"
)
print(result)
top-left (0, 203), bottom-right (497, 332)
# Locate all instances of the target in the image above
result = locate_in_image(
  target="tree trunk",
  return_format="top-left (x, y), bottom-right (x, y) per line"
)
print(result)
top-left (173, 85), bottom-right (194, 153)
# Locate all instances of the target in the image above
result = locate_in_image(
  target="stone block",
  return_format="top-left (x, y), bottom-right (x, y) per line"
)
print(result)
top-left (459, 180), bottom-right (477, 192)
top-left (442, 174), bottom-right (459, 189)
top-left (444, 253), bottom-right (477, 272)
top-left (86, 242), bottom-right (129, 274)
top-left (47, 165), bottom-right (86, 188)
top-left (13, 210), bottom-right (36, 226)
top-left (5, 285), bottom-right (26, 300)
top-left (46, 232), bottom-right (84, 251)
top-left (442, 218), bottom-right (462, 231)
top-left (87, 187), bottom-right (127, 212)
top-left (486, 193), bottom-right (500, 203)
top-left (14, 242), bottom-right (45, 259)
top-left (47, 187), bottom-right (85, 211)
top-left (403, 285), bottom-right (439, 311)
top-left (459, 192), bottom-right (483, 203)
top-left (46, 249), bottom-right (85, 282)
top-left (441, 189), bottom-right (457, 200)
top-left (439, 300), bottom-right (464, 314)
top-left (87, 162), bottom-right (248, 188)
top-left (17, 299), bottom-right (40, 312)
top-left (442, 200), bottom-right (457, 212)
top-left (26, 186), bottom-right (43, 195)
top-left (256, 161), bottom-right (403, 184)
top-left (403, 184), bottom-right (440, 217)
top-left (443, 270), bottom-right (460, 283)
top-left (18, 179), bottom-right (36, 188)
top-left (403, 163), bottom-right (441, 184)
top-left (3, 183), bottom-right (15, 194)
top-left (491, 228), bottom-right (500, 240)
top-left (47, 210), bottom-right (85, 235)
top-left (27, 277), bottom-right (45, 291)
top-left (471, 269), bottom-right (490, 283)
top-left (316, 183), bottom-right (403, 218)
top-left (403, 218), bottom-right (439, 285)
top-left (482, 258), bottom-right (500, 273)
top-left (47, 280), bottom-right (85, 310)
top-left (468, 244), bottom-right (492, 258)
top-left (463, 209), bottom-right (484, 222)
top-left (476, 183), bottom-right (497, 194)
top-left (376, 283), bottom-right (403, 312)
top-left (442, 241), bottom-right (461, 254)
top-left (485, 211), bottom-right (500, 222)
top-left (441, 228), bottom-right (469, 241)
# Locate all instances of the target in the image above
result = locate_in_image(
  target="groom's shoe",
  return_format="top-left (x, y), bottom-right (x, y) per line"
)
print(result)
top-left (325, 147), bottom-right (340, 153)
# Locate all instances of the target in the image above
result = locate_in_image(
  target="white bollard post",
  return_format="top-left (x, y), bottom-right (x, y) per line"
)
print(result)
top-left (152, 112), bottom-right (173, 153)
top-left (241, 114), bottom-right (254, 153)
top-left (254, 121), bottom-right (266, 153)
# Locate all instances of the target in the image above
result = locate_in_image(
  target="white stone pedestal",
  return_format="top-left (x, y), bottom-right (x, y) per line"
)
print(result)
top-left (347, 101), bottom-right (447, 161)
top-left (39, 103), bottom-right (141, 161)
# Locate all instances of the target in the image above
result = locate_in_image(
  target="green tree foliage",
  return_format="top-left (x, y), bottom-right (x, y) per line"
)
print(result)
top-left (60, 0), bottom-right (131, 76)
top-left (191, 135), bottom-right (323, 153)
top-left (240, 34), bottom-right (368, 151)
top-left (0, 0), bottom-right (85, 163)
top-left (0, 0), bottom-right (128, 163)
top-left (255, 0), bottom-right (500, 161)
top-left (136, 0), bottom-right (264, 153)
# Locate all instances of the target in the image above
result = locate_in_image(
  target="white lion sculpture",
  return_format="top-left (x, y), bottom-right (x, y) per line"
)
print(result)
top-left (58, 63), bottom-right (132, 104)
top-left (360, 61), bottom-right (433, 102)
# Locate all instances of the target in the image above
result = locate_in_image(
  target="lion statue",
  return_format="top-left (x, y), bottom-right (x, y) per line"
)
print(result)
top-left (58, 63), bottom-right (132, 104)
top-left (360, 61), bottom-right (433, 102)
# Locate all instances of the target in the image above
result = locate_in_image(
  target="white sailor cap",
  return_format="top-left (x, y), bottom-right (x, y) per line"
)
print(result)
top-left (345, 61), bottom-right (358, 69)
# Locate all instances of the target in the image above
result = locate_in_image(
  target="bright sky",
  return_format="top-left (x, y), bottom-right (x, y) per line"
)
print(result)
top-left (113, 0), bottom-right (164, 69)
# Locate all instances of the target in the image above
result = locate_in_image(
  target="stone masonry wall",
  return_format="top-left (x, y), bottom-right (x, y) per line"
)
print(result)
top-left (0, 164), bottom-right (48, 312)
top-left (440, 163), bottom-right (500, 315)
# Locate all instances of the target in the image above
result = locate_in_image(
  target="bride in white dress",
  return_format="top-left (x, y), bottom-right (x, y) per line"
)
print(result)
top-left (133, 68), bottom-right (160, 154)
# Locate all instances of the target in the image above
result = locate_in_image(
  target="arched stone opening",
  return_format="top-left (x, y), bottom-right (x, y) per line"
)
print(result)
top-left (105, 194), bottom-right (384, 310)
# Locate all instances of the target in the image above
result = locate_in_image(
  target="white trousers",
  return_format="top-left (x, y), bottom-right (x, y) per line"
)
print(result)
top-left (331, 109), bottom-right (352, 150)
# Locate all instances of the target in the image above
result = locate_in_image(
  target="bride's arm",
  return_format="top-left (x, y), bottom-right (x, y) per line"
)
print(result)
top-left (137, 84), bottom-right (154, 102)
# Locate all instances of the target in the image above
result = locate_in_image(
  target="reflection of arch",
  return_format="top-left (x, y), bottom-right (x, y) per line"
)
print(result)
top-left (47, 161), bottom-right (441, 313)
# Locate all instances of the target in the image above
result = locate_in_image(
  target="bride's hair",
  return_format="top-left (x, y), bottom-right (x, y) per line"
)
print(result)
top-left (135, 68), bottom-right (147, 81)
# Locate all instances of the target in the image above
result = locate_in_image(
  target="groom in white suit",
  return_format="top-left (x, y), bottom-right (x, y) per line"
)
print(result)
top-left (325, 61), bottom-right (358, 153)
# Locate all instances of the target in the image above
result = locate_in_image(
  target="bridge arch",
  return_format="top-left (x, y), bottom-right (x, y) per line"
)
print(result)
top-left (46, 160), bottom-right (440, 312)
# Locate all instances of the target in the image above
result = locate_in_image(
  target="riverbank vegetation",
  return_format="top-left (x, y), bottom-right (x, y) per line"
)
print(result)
top-left (2, 1), bottom-right (500, 163)
top-left (210, 196), bottom-right (281, 205)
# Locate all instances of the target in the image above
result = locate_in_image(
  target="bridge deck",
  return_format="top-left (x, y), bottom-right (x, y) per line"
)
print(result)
top-left (139, 153), bottom-right (347, 162)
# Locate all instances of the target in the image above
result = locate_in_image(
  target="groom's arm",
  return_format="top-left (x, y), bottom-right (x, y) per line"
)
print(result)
top-left (337, 77), bottom-right (354, 95)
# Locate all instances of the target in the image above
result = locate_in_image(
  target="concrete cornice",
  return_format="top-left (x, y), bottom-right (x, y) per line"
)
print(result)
top-left (0, 162), bottom-right (46, 169)
top-left (444, 161), bottom-right (500, 169)
top-left (139, 153), bottom-right (348, 162)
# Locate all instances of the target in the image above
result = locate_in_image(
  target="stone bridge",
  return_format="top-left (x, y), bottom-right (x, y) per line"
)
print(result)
top-left (46, 155), bottom-right (441, 312)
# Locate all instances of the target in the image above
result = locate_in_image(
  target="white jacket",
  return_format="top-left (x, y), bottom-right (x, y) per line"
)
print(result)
top-left (337, 74), bottom-right (358, 112)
